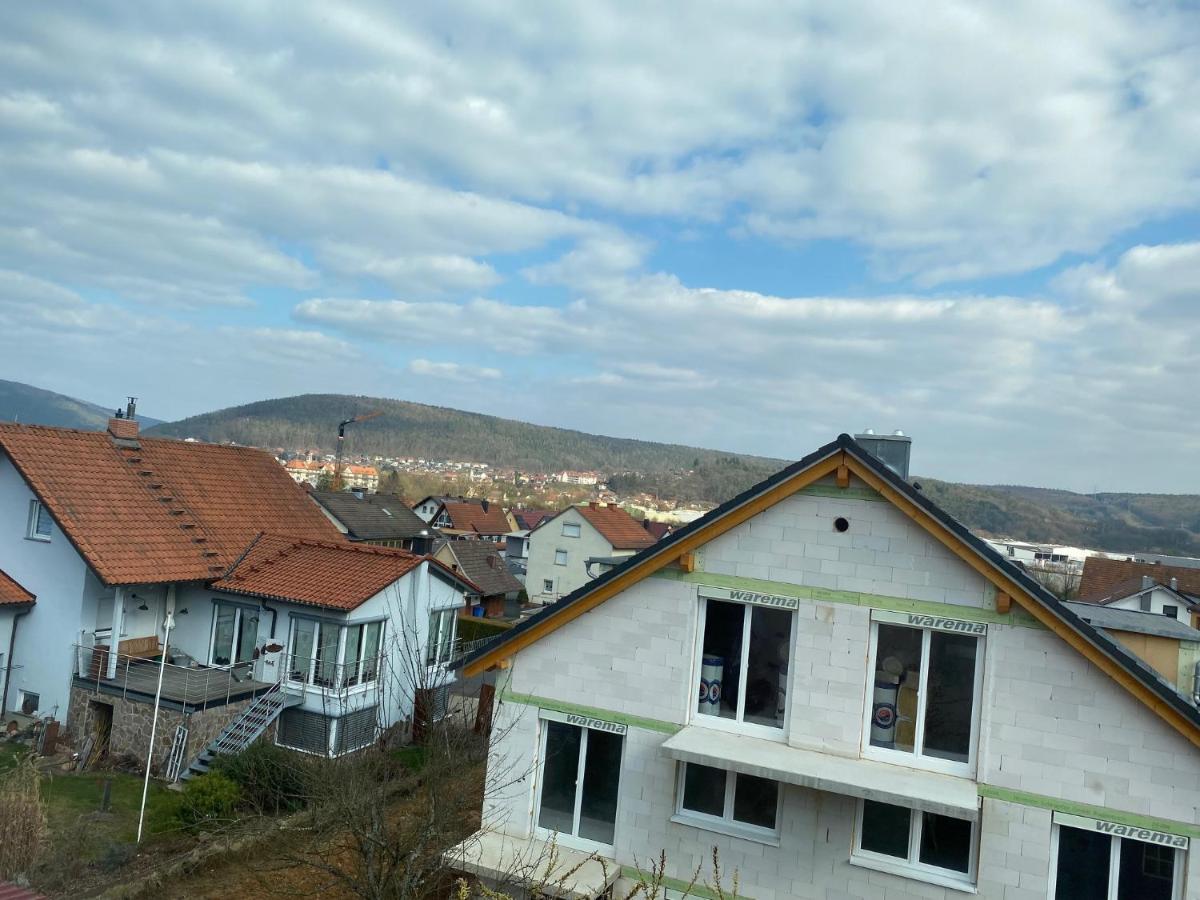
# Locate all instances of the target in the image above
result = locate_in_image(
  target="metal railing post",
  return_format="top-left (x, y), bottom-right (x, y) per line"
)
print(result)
top-left (123, 655), bottom-right (130, 699)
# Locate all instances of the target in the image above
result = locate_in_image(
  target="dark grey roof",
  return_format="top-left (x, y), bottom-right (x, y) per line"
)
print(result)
top-left (1064, 602), bottom-right (1200, 642)
top-left (459, 434), bottom-right (1200, 735)
top-left (442, 540), bottom-right (525, 597)
top-left (310, 491), bottom-right (432, 541)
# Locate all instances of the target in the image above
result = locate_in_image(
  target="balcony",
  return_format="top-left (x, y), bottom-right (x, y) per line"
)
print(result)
top-left (281, 652), bottom-right (387, 693)
top-left (72, 644), bottom-right (276, 712)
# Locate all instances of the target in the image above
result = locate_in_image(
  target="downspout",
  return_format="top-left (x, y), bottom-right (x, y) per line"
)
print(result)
top-left (2, 605), bottom-right (33, 718)
top-left (260, 600), bottom-right (279, 639)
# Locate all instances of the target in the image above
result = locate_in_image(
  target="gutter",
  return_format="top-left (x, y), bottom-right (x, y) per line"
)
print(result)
top-left (1, 604), bottom-right (34, 718)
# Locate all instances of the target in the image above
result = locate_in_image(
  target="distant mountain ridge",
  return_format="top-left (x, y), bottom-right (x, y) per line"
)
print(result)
top-left (0, 379), bottom-right (161, 430)
top-left (6, 382), bottom-right (1199, 557)
top-left (145, 393), bottom-right (781, 473)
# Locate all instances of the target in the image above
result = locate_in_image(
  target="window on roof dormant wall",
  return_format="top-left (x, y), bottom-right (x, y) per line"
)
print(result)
top-left (695, 596), bottom-right (794, 734)
top-left (863, 614), bottom-right (985, 776)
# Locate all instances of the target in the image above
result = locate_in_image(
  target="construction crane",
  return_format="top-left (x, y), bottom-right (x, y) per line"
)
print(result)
top-left (332, 411), bottom-right (382, 491)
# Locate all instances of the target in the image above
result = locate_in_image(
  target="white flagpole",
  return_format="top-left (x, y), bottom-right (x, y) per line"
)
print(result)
top-left (137, 608), bottom-right (174, 844)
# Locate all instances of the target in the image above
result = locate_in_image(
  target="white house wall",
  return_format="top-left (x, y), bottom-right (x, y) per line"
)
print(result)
top-left (0, 450), bottom-right (90, 719)
top-left (1107, 585), bottom-right (1190, 620)
top-left (485, 474), bottom-right (1200, 899)
top-left (526, 507), bottom-right (621, 603)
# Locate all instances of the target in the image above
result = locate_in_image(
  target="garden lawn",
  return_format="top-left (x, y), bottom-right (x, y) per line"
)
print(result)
top-left (40, 769), bottom-right (184, 847)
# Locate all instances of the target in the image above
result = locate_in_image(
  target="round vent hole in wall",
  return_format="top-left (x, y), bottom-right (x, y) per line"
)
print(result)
top-left (833, 517), bottom-right (850, 533)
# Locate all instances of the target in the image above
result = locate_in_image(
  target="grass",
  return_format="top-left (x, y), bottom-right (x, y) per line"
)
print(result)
top-left (0, 739), bottom-right (25, 774)
top-left (40, 768), bottom-right (184, 845)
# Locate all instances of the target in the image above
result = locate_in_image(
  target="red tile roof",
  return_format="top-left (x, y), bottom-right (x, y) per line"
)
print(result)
top-left (1078, 556), bottom-right (1200, 603)
top-left (642, 520), bottom-right (673, 541)
top-left (441, 501), bottom-right (511, 535)
top-left (211, 534), bottom-right (430, 609)
top-left (576, 504), bottom-right (657, 550)
top-left (0, 424), bottom-right (345, 585)
top-left (510, 508), bottom-right (555, 530)
top-left (0, 568), bottom-right (34, 606)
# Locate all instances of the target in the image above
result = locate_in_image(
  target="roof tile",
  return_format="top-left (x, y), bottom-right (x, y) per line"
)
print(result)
top-left (1078, 557), bottom-right (1200, 603)
top-left (576, 504), bottom-right (656, 550)
top-left (0, 424), bottom-right (344, 585)
top-left (0, 568), bottom-right (34, 605)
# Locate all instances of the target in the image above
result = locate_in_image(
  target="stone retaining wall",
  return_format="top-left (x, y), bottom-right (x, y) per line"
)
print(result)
top-left (66, 686), bottom-right (260, 774)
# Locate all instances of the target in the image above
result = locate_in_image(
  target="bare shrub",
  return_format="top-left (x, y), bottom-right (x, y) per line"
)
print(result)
top-left (0, 752), bottom-right (48, 880)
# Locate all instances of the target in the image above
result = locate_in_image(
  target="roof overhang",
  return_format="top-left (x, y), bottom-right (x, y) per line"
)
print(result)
top-left (662, 726), bottom-right (979, 821)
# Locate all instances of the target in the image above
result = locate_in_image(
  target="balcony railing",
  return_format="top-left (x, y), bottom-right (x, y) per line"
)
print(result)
top-left (282, 653), bottom-right (386, 692)
top-left (72, 643), bottom-right (272, 710)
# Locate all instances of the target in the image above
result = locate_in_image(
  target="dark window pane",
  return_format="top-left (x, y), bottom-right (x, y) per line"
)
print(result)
top-left (872, 625), bottom-right (922, 753)
top-left (700, 601), bottom-right (744, 720)
top-left (860, 800), bottom-right (911, 860)
top-left (682, 763), bottom-right (726, 817)
top-left (212, 605), bottom-right (236, 666)
top-left (538, 721), bottom-right (581, 834)
top-left (918, 812), bottom-right (972, 874)
top-left (743, 606), bottom-right (791, 727)
top-left (923, 632), bottom-right (977, 763)
top-left (1054, 826), bottom-right (1110, 900)
top-left (732, 773), bottom-right (778, 830)
top-left (578, 729), bottom-right (623, 844)
top-left (1117, 839), bottom-right (1175, 900)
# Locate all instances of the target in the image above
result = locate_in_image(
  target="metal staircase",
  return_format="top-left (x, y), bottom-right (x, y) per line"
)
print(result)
top-left (178, 683), bottom-right (299, 782)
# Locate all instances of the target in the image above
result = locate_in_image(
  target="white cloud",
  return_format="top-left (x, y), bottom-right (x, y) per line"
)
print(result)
top-left (407, 359), bottom-right (502, 382)
top-left (2, 5), bottom-right (1200, 489)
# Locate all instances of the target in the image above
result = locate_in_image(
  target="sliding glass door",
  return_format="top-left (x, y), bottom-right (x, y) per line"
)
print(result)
top-left (536, 719), bottom-right (624, 848)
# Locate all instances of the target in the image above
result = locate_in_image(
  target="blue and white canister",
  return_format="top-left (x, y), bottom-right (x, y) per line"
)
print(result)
top-left (698, 655), bottom-right (724, 714)
top-left (870, 673), bottom-right (900, 747)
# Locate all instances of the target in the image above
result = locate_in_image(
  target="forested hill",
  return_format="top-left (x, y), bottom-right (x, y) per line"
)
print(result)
top-left (0, 379), bottom-right (162, 430)
top-left (145, 393), bottom-right (781, 473)
top-left (919, 479), bottom-right (1200, 558)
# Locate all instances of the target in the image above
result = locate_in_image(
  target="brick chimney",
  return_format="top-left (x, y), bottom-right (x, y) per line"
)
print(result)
top-left (108, 416), bottom-right (139, 440)
top-left (108, 397), bottom-right (140, 445)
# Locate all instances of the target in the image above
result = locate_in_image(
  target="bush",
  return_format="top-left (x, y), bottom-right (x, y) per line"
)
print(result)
top-left (0, 754), bottom-right (46, 879)
top-left (177, 772), bottom-right (242, 828)
top-left (210, 742), bottom-right (312, 815)
top-left (455, 617), bottom-right (512, 643)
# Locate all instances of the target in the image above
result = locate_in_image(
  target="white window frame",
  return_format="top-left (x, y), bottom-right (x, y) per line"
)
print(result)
top-left (850, 799), bottom-right (978, 893)
top-left (554, 548), bottom-right (569, 566)
top-left (1047, 818), bottom-right (1186, 900)
top-left (692, 594), bottom-right (796, 739)
top-left (542, 578), bottom-right (555, 594)
top-left (532, 715), bottom-right (625, 855)
top-left (26, 499), bottom-right (52, 541)
top-left (208, 601), bottom-right (259, 669)
top-left (426, 607), bottom-right (458, 667)
top-left (18, 690), bottom-right (40, 715)
top-left (340, 620), bottom-right (385, 689)
top-left (861, 616), bottom-right (985, 777)
top-left (562, 522), bottom-right (581, 538)
top-left (286, 617), bottom-right (344, 688)
top-left (672, 762), bottom-right (782, 845)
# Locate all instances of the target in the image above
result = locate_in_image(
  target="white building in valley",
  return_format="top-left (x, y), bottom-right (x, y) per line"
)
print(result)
top-left (450, 434), bottom-right (1200, 900)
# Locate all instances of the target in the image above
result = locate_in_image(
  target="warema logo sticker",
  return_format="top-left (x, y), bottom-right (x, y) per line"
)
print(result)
top-left (1055, 812), bottom-right (1189, 849)
top-left (905, 614), bottom-right (987, 635)
top-left (1093, 821), bottom-right (1188, 848)
top-left (565, 714), bottom-right (628, 735)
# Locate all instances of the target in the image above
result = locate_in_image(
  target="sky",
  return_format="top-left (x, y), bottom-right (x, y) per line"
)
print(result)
top-left (2, 2), bottom-right (1199, 492)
